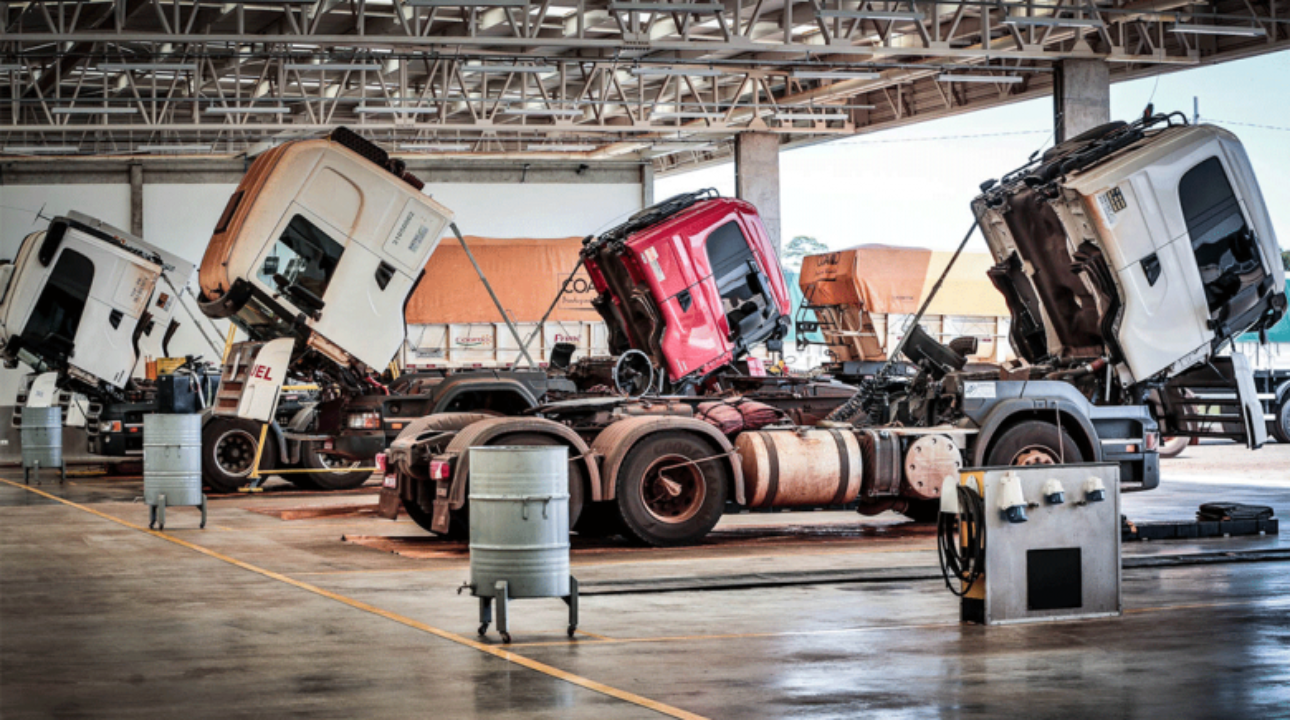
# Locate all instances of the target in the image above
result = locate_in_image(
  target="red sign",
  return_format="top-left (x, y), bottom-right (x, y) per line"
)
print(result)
top-left (251, 364), bottom-right (274, 382)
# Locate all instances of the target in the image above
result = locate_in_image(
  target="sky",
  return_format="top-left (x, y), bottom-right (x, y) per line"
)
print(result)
top-left (656, 50), bottom-right (1290, 256)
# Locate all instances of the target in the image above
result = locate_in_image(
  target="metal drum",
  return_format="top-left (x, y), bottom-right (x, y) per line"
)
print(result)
top-left (20, 406), bottom-right (63, 471)
top-left (469, 446), bottom-right (570, 599)
top-left (143, 414), bottom-right (204, 508)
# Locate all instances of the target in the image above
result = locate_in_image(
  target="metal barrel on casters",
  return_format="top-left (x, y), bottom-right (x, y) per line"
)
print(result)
top-left (20, 406), bottom-right (63, 475)
top-left (468, 445), bottom-right (570, 599)
top-left (143, 414), bottom-right (204, 508)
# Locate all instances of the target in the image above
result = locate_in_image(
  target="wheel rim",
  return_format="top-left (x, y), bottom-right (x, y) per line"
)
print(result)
top-left (638, 454), bottom-right (705, 524)
top-left (214, 428), bottom-right (259, 478)
top-left (1011, 445), bottom-right (1060, 465)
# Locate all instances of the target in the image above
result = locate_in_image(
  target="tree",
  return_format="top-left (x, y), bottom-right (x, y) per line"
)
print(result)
top-left (782, 235), bottom-right (828, 271)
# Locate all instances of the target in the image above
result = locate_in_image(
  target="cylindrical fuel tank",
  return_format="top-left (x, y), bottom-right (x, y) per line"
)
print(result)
top-left (20, 406), bottom-right (63, 470)
top-left (143, 414), bottom-right (204, 507)
top-left (469, 446), bottom-right (570, 599)
top-left (736, 429), bottom-right (863, 508)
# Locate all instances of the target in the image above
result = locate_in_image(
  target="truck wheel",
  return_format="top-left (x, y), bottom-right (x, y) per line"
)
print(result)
top-left (1272, 396), bottom-right (1290, 444)
top-left (899, 500), bottom-right (942, 523)
top-left (614, 432), bottom-right (728, 547)
top-left (300, 440), bottom-right (375, 491)
top-left (202, 418), bottom-right (275, 494)
top-left (986, 420), bottom-right (1085, 467)
top-left (406, 432), bottom-right (587, 539)
top-left (1158, 436), bottom-right (1189, 459)
top-left (402, 498), bottom-right (468, 539)
top-left (573, 501), bottom-right (626, 538)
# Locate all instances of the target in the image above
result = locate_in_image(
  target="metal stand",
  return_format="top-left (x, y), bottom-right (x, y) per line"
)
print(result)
top-left (477, 576), bottom-right (579, 644)
top-left (22, 460), bottom-right (66, 486)
top-left (148, 492), bottom-right (208, 531)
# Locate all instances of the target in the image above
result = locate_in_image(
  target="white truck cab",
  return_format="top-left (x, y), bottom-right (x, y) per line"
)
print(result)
top-left (198, 128), bottom-right (453, 375)
top-left (0, 212), bottom-right (194, 394)
top-left (974, 115), bottom-right (1286, 447)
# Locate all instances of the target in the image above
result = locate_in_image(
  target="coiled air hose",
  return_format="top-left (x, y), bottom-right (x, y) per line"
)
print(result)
top-left (937, 483), bottom-right (987, 597)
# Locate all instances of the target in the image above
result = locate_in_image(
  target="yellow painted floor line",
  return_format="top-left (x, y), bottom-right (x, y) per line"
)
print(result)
top-left (0, 478), bottom-right (706, 720)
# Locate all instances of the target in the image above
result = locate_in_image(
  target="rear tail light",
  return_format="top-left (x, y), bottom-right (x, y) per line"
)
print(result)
top-left (1145, 432), bottom-right (1159, 452)
top-left (347, 411), bottom-right (381, 430)
top-left (429, 459), bottom-right (452, 481)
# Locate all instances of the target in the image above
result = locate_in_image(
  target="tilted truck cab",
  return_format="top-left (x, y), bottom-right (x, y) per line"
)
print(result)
top-left (199, 127), bottom-right (453, 376)
top-left (973, 115), bottom-right (1285, 447)
top-left (582, 189), bottom-right (792, 391)
top-left (0, 212), bottom-right (193, 397)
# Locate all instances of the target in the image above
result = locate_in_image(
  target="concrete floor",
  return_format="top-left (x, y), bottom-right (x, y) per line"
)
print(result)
top-left (2, 441), bottom-right (1288, 719)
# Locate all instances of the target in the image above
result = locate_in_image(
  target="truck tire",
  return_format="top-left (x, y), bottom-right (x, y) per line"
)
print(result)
top-left (573, 501), bottom-right (627, 538)
top-left (407, 432), bottom-right (587, 539)
top-left (614, 431), bottom-right (728, 547)
top-left (299, 440), bottom-right (375, 490)
top-left (986, 420), bottom-right (1086, 467)
top-left (1272, 396), bottom-right (1290, 444)
top-left (900, 500), bottom-right (942, 523)
top-left (1159, 436), bottom-right (1190, 459)
top-left (202, 417), bottom-right (276, 494)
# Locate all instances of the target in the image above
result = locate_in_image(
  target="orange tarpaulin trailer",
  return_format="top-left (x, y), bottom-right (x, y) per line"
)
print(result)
top-left (404, 236), bottom-right (598, 324)
top-left (798, 245), bottom-right (1012, 363)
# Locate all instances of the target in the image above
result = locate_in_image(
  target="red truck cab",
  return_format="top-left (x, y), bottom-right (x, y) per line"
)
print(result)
top-left (582, 190), bottom-right (791, 389)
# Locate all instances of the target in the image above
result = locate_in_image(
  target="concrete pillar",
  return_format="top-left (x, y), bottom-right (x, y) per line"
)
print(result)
top-left (734, 132), bottom-right (782, 257)
top-left (128, 162), bottom-right (144, 237)
top-left (1053, 59), bottom-right (1111, 144)
top-left (641, 163), bottom-right (655, 208)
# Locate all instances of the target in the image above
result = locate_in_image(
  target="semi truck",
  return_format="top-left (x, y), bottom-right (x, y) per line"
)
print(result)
top-left (389, 112), bottom-right (1285, 546)
top-left (0, 211), bottom-right (215, 462)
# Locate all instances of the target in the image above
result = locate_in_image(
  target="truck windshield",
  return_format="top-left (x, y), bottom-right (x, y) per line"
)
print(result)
top-left (1179, 157), bottom-right (1268, 320)
top-left (21, 248), bottom-right (94, 358)
top-left (258, 214), bottom-right (345, 301)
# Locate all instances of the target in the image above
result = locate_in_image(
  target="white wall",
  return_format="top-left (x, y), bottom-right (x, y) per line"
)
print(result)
top-left (422, 182), bottom-right (641, 237)
top-left (0, 177), bottom-right (642, 403)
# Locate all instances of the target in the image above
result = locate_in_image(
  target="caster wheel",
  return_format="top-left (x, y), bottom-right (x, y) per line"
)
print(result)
top-left (478, 624), bottom-right (489, 637)
top-left (500, 632), bottom-right (512, 644)
top-left (567, 626), bottom-right (577, 638)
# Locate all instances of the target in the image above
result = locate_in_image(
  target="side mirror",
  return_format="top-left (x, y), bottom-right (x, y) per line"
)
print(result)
top-left (261, 256), bottom-right (280, 276)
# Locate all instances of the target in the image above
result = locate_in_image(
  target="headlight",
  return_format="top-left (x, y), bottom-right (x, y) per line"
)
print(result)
top-left (347, 411), bottom-right (381, 430)
top-left (105, 420), bottom-right (123, 433)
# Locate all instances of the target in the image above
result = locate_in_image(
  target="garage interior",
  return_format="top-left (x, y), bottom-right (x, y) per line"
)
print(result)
top-left (2, 0), bottom-right (1290, 717)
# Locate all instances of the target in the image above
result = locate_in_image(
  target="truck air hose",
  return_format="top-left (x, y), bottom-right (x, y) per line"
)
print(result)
top-left (937, 484), bottom-right (987, 597)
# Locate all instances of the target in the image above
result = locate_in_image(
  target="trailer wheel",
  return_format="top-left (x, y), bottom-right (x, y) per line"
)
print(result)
top-left (1270, 396), bottom-right (1290, 444)
top-left (986, 420), bottom-right (1085, 467)
top-left (614, 432), bottom-right (728, 547)
top-left (299, 440), bottom-right (375, 490)
top-left (202, 417), bottom-right (276, 493)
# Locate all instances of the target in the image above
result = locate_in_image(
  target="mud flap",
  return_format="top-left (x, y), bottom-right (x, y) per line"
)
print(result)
top-left (377, 473), bottom-right (401, 520)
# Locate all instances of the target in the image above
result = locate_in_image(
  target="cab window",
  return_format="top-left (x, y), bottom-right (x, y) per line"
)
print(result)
top-left (22, 249), bottom-right (94, 357)
top-left (257, 214), bottom-right (345, 301)
top-left (705, 221), bottom-right (759, 309)
top-left (1179, 157), bottom-right (1267, 317)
